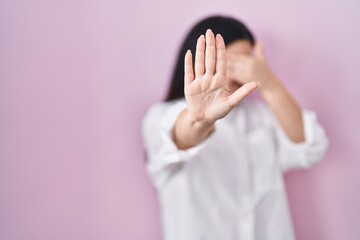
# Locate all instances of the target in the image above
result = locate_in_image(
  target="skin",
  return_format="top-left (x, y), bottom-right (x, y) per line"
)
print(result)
top-left (173, 29), bottom-right (305, 150)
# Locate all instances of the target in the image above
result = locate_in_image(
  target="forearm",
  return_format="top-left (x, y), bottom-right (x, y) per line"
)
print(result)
top-left (173, 109), bottom-right (215, 150)
top-left (260, 74), bottom-right (305, 143)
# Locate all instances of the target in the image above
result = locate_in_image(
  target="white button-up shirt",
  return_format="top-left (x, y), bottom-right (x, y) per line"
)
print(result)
top-left (141, 98), bottom-right (329, 240)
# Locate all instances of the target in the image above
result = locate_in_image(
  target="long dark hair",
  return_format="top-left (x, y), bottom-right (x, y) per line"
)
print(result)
top-left (165, 15), bottom-right (256, 102)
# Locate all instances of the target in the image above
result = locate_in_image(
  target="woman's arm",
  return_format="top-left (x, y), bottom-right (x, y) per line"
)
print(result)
top-left (227, 41), bottom-right (305, 143)
top-left (259, 75), bottom-right (305, 143)
top-left (173, 109), bottom-right (215, 150)
top-left (173, 29), bottom-right (259, 150)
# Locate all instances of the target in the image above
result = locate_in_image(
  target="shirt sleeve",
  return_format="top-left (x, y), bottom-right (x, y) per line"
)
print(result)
top-left (141, 100), bottom-right (216, 189)
top-left (256, 100), bottom-right (330, 172)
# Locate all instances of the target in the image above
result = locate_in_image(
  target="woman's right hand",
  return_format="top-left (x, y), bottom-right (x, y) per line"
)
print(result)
top-left (184, 29), bottom-right (260, 124)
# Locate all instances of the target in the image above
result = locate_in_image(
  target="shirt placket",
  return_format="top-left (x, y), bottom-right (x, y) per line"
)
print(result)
top-left (236, 135), bottom-right (255, 240)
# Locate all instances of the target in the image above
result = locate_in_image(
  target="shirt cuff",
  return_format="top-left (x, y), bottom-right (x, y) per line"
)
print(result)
top-left (275, 109), bottom-right (316, 150)
top-left (159, 100), bottom-right (215, 163)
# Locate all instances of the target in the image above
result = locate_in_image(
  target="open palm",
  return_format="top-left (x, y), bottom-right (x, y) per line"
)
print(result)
top-left (184, 29), bottom-right (259, 123)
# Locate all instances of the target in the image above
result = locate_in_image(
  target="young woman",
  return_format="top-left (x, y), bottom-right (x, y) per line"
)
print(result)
top-left (142, 15), bottom-right (329, 240)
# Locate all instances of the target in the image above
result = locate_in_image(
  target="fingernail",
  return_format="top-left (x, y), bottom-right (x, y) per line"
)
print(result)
top-left (257, 82), bottom-right (261, 86)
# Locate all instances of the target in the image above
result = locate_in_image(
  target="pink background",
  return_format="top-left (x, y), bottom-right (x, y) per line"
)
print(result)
top-left (1, 0), bottom-right (359, 239)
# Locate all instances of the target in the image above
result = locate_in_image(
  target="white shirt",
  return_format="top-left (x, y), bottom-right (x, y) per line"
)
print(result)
top-left (141, 98), bottom-right (329, 240)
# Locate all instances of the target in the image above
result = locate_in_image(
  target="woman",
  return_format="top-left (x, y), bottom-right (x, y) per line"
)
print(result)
top-left (142, 15), bottom-right (329, 240)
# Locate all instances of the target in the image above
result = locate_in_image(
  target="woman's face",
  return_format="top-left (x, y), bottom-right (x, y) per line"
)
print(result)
top-left (225, 39), bottom-right (253, 93)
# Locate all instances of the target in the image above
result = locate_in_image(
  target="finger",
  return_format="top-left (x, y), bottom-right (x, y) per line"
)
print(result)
top-left (195, 35), bottom-right (205, 77)
top-left (227, 81), bottom-right (260, 108)
top-left (254, 41), bottom-right (265, 59)
top-left (205, 29), bottom-right (216, 74)
top-left (184, 50), bottom-right (194, 86)
top-left (235, 54), bottom-right (252, 61)
top-left (215, 34), bottom-right (226, 76)
top-left (227, 51), bottom-right (251, 58)
top-left (227, 61), bottom-right (234, 72)
top-left (227, 54), bottom-right (251, 65)
top-left (227, 61), bottom-right (248, 75)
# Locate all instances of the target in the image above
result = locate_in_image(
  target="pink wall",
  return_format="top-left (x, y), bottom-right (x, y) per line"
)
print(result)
top-left (0, 0), bottom-right (359, 239)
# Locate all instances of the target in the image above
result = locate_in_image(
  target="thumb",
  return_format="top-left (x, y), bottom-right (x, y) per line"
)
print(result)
top-left (254, 41), bottom-right (265, 59)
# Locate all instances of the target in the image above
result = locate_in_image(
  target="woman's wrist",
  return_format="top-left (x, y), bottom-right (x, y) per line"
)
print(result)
top-left (173, 109), bottom-right (215, 150)
top-left (184, 109), bottom-right (215, 132)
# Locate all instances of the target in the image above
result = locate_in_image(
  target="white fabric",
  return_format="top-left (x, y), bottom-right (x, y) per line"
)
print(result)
top-left (141, 98), bottom-right (329, 240)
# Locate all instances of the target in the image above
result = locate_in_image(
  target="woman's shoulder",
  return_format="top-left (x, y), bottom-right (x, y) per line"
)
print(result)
top-left (144, 99), bottom-right (185, 118)
top-left (142, 99), bottom-right (187, 128)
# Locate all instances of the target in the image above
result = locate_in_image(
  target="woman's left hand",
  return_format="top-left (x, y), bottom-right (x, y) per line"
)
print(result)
top-left (227, 42), bottom-right (276, 91)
